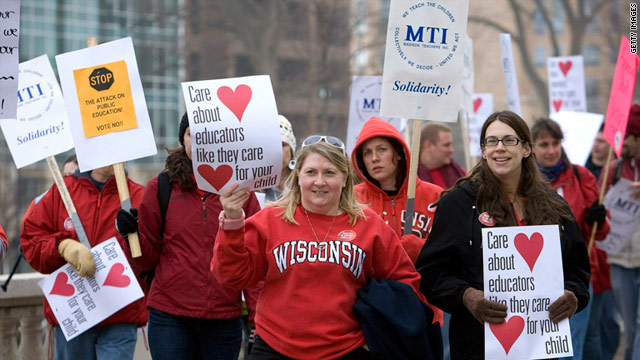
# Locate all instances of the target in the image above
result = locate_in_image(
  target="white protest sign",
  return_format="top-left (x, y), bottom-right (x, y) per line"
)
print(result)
top-left (38, 237), bottom-right (143, 341)
top-left (483, 225), bottom-right (572, 359)
top-left (547, 56), bottom-right (587, 114)
top-left (181, 75), bottom-right (282, 194)
top-left (55, 37), bottom-right (157, 172)
top-left (380, 0), bottom-right (469, 122)
top-left (550, 111), bottom-right (603, 166)
top-left (346, 75), bottom-right (407, 154)
top-left (0, 0), bottom-right (20, 119)
top-left (468, 93), bottom-right (493, 157)
top-left (460, 34), bottom-right (474, 115)
top-left (0, 55), bottom-right (74, 168)
top-left (597, 178), bottom-right (640, 255)
top-left (499, 34), bottom-right (522, 116)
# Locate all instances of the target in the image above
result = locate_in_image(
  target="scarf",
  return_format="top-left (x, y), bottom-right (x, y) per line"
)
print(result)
top-left (538, 159), bottom-right (566, 183)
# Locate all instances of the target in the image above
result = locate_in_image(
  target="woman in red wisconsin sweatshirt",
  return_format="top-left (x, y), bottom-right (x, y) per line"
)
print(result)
top-left (212, 137), bottom-right (425, 359)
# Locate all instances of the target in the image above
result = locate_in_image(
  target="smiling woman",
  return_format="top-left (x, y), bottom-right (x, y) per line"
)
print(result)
top-left (416, 110), bottom-right (591, 360)
top-left (213, 136), bottom-right (431, 359)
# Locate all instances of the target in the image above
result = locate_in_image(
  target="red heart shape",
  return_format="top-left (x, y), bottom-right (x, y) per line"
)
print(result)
top-left (217, 84), bottom-right (252, 122)
top-left (103, 263), bottom-right (131, 288)
top-left (489, 315), bottom-right (524, 355)
top-left (553, 99), bottom-right (562, 112)
top-left (473, 98), bottom-right (482, 113)
top-left (514, 232), bottom-right (544, 271)
top-left (558, 61), bottom-right (572, 76)
top-left (50, 272), bottom-right (75, 297)
top-left (197, 164), bottom-right (233, 192)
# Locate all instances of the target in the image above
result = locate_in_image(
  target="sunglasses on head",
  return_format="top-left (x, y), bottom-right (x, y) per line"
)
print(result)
top-left (301, 135), bottom-right (347, 156)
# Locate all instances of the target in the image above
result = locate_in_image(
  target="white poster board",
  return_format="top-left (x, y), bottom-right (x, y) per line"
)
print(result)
top-left (0, 55), bottom-right (74, 168)
top-left (55, 37), bottom-right (157, 172)
top-left (0, 0), bottom-right (20, 119)
top-left (547, 56), bottom-right (587, 114)
top-left (380, 0), bottom-right (469, 122)
top-left (483, 225), bottom-right (572, 359)
top-left (346, 75), bottom-right (407, 154)
top-left (38, 238), bottom-right (143, 341)
top-left (468, 93), bottom-right (493, 157)
top-left (550, 111), bottom-right (603, 166)
top-left (597, 178), bottom-right (640, 255)
top-left (499, 34), bottom-right (522, 116)
top-left (460, 34), bottom-right (474, 115)
top-left (181, 75), bottom-right (282, 194)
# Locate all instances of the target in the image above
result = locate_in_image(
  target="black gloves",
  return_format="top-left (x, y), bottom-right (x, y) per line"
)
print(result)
top-left (116, 208), bottom-right (138, 238)
top-left (585, 201), bottom-right (606, 225)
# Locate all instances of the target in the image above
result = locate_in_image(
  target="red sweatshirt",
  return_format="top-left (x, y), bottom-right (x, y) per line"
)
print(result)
top-left (212, 205), bottom-right (424, 359)
top-left (351, 117), bottom-right (443, 263)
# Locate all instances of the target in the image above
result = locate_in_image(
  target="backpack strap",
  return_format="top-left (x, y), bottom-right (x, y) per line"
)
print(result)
top-left (157, 171), bottom-right (172, 235)
top-left (572, 165), bottom-right (581, 182)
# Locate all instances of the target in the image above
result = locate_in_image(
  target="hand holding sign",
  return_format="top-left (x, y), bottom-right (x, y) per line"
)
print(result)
top-left (463, 287), bottom-right (507, 324)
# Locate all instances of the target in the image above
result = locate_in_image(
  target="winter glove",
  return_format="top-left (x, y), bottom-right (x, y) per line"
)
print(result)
top-left (463, 287), bottom-right (507, 324)
top-left (58, 239), bottom-right (96, 277)
top-left (115, 208), bottom-right (138, 239)
top-left (247, 328), bottom-right (255, 355)
top-left (549, 290), bottom-right (578, 323)
top-left (585, 201), bottom-right (606, 225)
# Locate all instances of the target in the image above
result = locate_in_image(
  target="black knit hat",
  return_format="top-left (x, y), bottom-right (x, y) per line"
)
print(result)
top-left (179, 112), bottom-right (189, 146)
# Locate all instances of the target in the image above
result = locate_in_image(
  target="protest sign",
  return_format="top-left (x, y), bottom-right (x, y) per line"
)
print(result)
top-left (0, 55), bottom-right (74, 168)
top-left (483, 225), bottom-right (572, 359)
top-left (547, 56), bottom-right (587, 114)
top-left (597, 178), bottom-right (640, 255)
top-left (181, 75), bottom-right (282, 194)
top-left (55, 37), bottom-right (156, 172)
top-left (0, 0), bottom-right (20, 119)
top-left (380, 0), bottom-right (469, 122)
top-left (499, 34), bottom-right (522, 116)
top-left (468, 93), bottom-right (493, 157)
top-left (550, 111), bottom-right (603, 166)
top-left (346, 75), bottom-right (407, 154)
top-left (603, 36), bottom-right (640, 157)
top-left (38, 237), bottom-right (143, 341)
top-left (460, 34), bottom-right (474, 115)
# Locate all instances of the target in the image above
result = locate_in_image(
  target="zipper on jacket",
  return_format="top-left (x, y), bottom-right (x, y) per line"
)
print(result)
top-left (390, 199), bottom-right (398, 233)
top-left (90, 191), bottom-right (103, 246)
top-left (202, 193), bottom-right (210, 222)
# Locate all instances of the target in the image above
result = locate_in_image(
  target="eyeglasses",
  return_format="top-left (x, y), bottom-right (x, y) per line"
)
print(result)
top-left (482, 136), bottom-right (526, 147)
top-left (301, 135), bottom-right (347, 156)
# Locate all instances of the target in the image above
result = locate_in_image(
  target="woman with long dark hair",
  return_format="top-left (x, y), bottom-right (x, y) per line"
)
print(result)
top-left (416, 111), bottom-right (590, 359)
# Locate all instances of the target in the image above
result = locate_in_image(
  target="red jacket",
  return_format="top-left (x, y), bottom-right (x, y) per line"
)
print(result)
top-left (351, 117), bottom-right (443, 263)
top-left (551, 165), bottom-right (611, 294)
top-left (132, 176), bottom-right (262, 321)
top-left (21, 173), bottom-right (147, 327)
top-left (213, 206), bottom-right (425, 360)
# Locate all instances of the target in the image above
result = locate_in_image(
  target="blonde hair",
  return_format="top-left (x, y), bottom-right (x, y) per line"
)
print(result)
top-left (269, 141), bottom-right (365, 225)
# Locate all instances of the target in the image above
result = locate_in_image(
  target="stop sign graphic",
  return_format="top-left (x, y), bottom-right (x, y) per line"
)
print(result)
top-left (89, 67), bottom-right (114, 91)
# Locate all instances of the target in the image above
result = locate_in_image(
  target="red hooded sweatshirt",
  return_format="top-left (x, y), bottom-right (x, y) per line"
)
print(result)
top-left (351, 117), bottom-right (443, 263)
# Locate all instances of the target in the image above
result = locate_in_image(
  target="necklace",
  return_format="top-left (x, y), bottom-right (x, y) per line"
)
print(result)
top-left (303, 208), bottom-right (337, 245)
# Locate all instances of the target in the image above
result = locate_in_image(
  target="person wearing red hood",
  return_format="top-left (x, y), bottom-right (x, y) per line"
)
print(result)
top-left (351, 117), bottom-right (443, 263)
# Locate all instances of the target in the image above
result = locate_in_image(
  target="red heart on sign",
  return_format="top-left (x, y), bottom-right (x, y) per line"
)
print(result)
top-left (103, 263), bottom-right (131, 288)
top-left (217, 84), bottom-right (252, 122)
top-left (489, 316), bottom-right (524, 355)
top-left (473, 98), bottom-right (482, 113)
top-left (514, 232), bottom-right (544, 271)
top-left (197, 164), bottom-right (233, 192)
top-left (50, 272), bottom-right (75, 297)
top-left (553, 99), bottom-right (562, 112)
top-left (558, 61), bottom-right (572, 76)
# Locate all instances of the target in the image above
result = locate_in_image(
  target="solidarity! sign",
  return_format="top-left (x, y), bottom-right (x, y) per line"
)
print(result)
top-left (181, 75), bottom-right (282, 194)
top-left (380, 0), bottom-right (469, 122)
top-left (483, 225), bottom-right (572, 359)
top-left (38, 238), bottom-right (143, 341)
top-left (0, 55), bottom-right (73, 168)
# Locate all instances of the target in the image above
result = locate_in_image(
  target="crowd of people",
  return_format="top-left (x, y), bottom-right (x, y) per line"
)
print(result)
top-left (7, 104), bottom-right (640, 359)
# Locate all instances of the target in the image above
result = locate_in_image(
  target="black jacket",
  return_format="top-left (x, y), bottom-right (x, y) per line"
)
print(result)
top-left (416, 181), bottom-right (590, 360)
